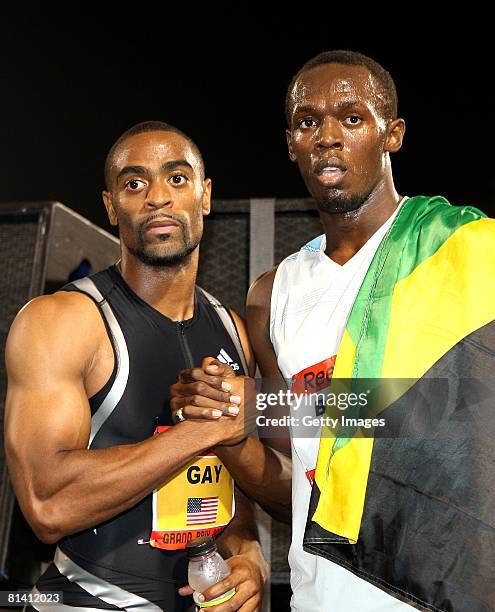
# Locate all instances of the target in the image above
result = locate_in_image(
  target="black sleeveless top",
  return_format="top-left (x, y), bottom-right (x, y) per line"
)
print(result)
top-left (34, 264), bottom-right (247, 611)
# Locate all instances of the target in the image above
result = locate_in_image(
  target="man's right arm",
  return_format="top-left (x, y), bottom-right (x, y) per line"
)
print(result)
top-left (4, 292), bottom-right (243, 544)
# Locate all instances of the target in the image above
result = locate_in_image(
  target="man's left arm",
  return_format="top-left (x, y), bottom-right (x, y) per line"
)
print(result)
top-left (179, 486), bottom-right (268, 611)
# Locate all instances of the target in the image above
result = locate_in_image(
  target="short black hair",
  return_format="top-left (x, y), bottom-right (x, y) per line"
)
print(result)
top-left (104, 120), bottom-right (205, 189)
top-left (286, 50), bottom-right (398, 125)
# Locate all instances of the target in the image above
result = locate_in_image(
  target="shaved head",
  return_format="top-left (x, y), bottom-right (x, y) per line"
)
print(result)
top-left (104, 121), bottom-right (205, 190)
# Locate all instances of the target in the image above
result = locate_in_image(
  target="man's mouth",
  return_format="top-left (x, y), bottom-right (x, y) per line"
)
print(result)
top-left (314, 161), bottom-right (348, 187)
top-left (145, 218), bottom-right (180, 235)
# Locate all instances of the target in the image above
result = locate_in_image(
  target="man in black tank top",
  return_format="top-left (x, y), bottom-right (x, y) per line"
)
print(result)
top-left (5, 121), bottom-right (266, 611)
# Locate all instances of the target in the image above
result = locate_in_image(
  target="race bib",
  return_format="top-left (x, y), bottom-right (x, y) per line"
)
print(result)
top-left (150, 425), bottom-right (235, 550)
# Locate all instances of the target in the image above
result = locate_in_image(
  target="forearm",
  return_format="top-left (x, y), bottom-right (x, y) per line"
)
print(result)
top-left (215, 437), bottom-right (292, 524)
top-left (17, 421), bottom-right (220, 543)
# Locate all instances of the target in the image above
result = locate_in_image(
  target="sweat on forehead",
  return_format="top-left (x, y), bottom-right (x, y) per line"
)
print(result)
top-left (285, 50), bottom-right (398, 125)
top-left (289, 64), bottom-right (387, 118)
top-left (112, 133), bottom-right (197, 166)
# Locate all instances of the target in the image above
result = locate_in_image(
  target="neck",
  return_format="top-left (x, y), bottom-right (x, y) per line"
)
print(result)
top-left (320, 177), bottom-right (401, 265)
top-left (116, 248), bottom-right (199, 321)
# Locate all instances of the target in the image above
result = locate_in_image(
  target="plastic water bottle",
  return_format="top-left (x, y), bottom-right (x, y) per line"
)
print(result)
top-left (186, 536), bottom-right (236, 608)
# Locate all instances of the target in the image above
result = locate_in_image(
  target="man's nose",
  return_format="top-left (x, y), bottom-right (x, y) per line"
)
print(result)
top-left (316, 117), bottom-right (343, 150)
top-left (146, 180), bottom-right (173, 208)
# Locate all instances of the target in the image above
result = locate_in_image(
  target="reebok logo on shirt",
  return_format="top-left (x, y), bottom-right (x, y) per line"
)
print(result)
top-left (292, 355), bottom-right (336, 395)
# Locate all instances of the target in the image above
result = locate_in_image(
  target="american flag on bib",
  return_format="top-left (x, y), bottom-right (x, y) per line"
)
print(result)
top-left (186, 497), bottom-right (219, 525)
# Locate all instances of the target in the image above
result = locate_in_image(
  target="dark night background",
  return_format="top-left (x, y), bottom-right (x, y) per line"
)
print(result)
top-left (0, 7), bottom-right (493, 234)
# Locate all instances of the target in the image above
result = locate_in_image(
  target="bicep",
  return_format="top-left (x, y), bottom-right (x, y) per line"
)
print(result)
top-left (5, 296), bottom-right (93, 503)
top-left (5, 373), bottom-right (91, 495)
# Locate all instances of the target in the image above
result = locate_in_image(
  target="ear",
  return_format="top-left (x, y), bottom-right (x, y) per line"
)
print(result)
top-left (102, 191), bottom-right (118, 226)
top-left (286, 129), bottom-right (297, 162)
top-left (201, 178), bottom-right (212, 216)
top-left (384, 118), bottom-right (406, 154)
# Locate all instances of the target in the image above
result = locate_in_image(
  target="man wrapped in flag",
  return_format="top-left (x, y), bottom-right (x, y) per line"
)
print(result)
top-left (169, 50), bottom-right (494, 611)
top-left (302, 193), bottom-right (495, 611)
top-left (278, 50), bottom-right (495, 612)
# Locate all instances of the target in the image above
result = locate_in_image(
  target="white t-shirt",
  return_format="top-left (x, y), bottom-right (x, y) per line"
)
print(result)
top-left (270, 198), bottom-right (415, 611)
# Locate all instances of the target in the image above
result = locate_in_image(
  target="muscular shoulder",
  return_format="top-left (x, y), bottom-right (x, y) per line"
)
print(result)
top-left (9, 290), bottom-right (103, 339)
top-left (246, 266), bottom-right (278, 312)
top-left (5, 291), bottom-right (105, 381)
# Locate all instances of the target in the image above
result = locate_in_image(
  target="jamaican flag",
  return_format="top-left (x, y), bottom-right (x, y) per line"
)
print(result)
top-left (303, 195), bottom-right (495, 611)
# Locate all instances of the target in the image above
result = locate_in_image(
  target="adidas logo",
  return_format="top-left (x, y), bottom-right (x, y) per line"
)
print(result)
top-left (217, 348), bottom-right (240, 371)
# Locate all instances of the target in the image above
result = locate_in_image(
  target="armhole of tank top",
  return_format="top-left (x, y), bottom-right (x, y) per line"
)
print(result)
top-left (197, 288), bottom-right (249, 376)
top-left (223, 306), bottom-right (241, 339)
top-left (223, 307), bottom-right (246, 363)
top-left (218, 306), bottom-right (249, 376)
top-left (62, 287), bottom-right (119, 406)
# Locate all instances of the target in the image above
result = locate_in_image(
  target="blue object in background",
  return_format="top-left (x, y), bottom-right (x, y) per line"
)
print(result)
top-left (68, 258), bottom-right (92, 281)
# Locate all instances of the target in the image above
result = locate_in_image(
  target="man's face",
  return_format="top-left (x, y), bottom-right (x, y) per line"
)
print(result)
top-left (103, 131), bottom-right (211, 266)
top-left (287, 63), bottom-right (392, 214)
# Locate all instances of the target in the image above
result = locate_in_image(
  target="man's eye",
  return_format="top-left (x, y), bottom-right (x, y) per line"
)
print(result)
top-left (298, 118), bottom-right (317, 129)
top-left (126, 179), bottom-right (145, 190)
top-left (345, 115), bottom-right (362, 125)
top-left (170, 174), bottom-right (188, 185)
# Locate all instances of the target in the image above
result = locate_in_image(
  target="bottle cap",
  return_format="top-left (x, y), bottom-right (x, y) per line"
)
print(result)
top-left (186, 536), bottom-right (217, 558)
